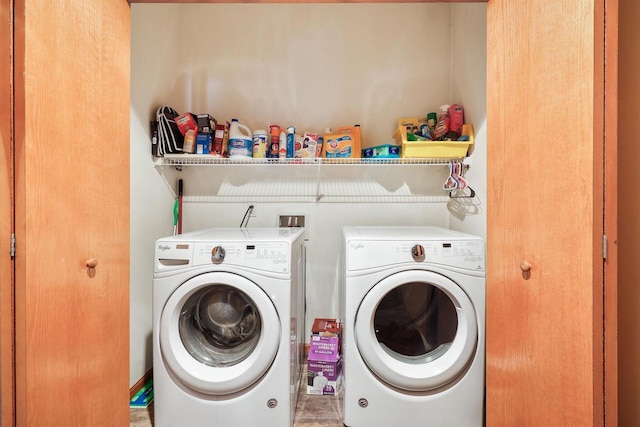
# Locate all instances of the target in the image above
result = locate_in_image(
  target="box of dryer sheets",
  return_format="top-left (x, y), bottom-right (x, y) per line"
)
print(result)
top-left (307, 318), bottom-right (342, 395)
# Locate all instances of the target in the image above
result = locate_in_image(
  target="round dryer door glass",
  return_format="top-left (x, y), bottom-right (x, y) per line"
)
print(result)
top-left (179, 284), bottom-right (261, 367)
top-left (355, 270), bottom-right (477, 392)
top-left (374, 282), bottom-right (457, 363)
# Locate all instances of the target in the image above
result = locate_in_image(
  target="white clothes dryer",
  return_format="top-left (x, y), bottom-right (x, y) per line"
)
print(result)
top-left (342, 226), bottom-right (485, 427)
top-left (153, 228), bottom-right (305, 427)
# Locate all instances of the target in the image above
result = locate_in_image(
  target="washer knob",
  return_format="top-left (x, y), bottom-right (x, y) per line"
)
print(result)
top-left (211, 246), bottom-right (226, 264)
top-left (411, 244), bottom-right (425, 262)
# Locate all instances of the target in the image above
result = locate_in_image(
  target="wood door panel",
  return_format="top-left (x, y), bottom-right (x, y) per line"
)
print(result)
top-left (486, 0), bottom-right (603, 425)
top-left (130, 0), bottom-right (487, 3)
top-left (1, 0), bottom-right (14, 424)
top-left (14, 0), bottom-right (130, 425)
top-left (617, 0), bottom-right (640, 424)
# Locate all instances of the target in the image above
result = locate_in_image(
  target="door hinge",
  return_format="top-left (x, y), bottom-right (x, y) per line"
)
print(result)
top-left (603, 234), bottom-right (608, 261)
top-left (10, 233), bottom-right (15, 258)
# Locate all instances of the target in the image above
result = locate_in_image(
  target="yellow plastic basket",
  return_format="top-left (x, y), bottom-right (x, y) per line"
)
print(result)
top-left (393, 124), bottom-right (475, 159)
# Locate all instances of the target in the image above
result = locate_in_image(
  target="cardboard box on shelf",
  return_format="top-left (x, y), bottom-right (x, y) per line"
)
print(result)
top-left (175, 113), bottom-right (198, 135)
top-left (311, 318), bottom-right (342, 337)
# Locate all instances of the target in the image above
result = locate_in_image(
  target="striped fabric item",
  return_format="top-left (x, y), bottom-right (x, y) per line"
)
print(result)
top-left (156, 106), bottom-right (184, 156)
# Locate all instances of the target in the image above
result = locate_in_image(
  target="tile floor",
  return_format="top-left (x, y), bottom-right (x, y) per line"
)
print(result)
top-left (130, 374), bottom-right (343, 427)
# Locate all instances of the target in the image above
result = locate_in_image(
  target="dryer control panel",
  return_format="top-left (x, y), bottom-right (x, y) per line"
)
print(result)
top-left (346, 239), bottom-right (485, 272)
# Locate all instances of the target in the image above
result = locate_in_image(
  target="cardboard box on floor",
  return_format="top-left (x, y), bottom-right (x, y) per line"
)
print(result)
top-left (307, 318), bottom-right (342, 396)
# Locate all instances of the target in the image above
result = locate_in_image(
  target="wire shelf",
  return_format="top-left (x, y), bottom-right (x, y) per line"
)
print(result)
top-left (154, 154), bottom-right (465, 203)
top-left (158, 154), bottom-right (460, 167)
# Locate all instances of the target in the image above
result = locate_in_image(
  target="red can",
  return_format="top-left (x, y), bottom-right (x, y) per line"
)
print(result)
top-left (448, 104), bottom-right (465, 137)
top-left (268, 125), bottom-right (281, 158)
top-left (211, 123), bottom-right (226, 157)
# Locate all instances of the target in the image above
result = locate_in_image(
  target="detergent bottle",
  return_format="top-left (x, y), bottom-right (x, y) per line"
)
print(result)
top-left (228, 119), bottom-right (252, 158)
top-left (322, 125), bottom-right (361, 158)
top-left (337, 125), bottom-right (362, 158)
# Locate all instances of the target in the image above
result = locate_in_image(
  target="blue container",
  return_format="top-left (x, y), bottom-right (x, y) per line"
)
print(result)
top-left (362, 144), bottom-right (401, 159)
top-left (286, 126), bottom-right (295, 158)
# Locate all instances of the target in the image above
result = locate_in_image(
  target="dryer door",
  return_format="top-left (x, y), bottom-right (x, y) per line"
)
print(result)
top-left (160, 272), bottom-right (280, 395)
top-left (355, 269), bottom-right (477, 392)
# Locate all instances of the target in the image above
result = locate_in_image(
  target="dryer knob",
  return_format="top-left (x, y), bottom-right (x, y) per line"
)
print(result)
top-left (211, 246), bottom-right (226, 264)
top-left (412, 244), bottom-right (426, 262)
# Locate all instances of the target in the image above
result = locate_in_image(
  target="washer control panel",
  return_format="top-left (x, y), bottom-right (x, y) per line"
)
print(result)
top-left (195, 241), bottom-right (290, 273)
top-left (155, 240), bottom-right (290, 274)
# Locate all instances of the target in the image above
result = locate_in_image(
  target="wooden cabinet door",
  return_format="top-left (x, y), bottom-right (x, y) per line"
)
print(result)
top-left (13, 0), bottom-right (131, 425)
top-left (486, 0), bottom-right (606, 425)
top-left (617, 0), bottom-right (640, 425)
top-left (1, 0), bottom-right (15, 425)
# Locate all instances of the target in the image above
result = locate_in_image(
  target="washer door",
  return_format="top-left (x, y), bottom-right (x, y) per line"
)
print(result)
top-left (355, 270), bottom-right (477, 392)
top-left (160, 272), bottom-right (280, 395)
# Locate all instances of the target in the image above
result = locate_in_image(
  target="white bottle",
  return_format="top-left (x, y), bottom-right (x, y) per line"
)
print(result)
top-left (228, 118), bottom-right (252, 158)
top-left (278, 131), bottom-right (287, 159)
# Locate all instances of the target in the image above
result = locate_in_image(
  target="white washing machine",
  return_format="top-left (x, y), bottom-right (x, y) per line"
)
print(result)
top-left (153, 227), bottom-right (305, 427)
top-left (342, 226), bottom-right (485, 427)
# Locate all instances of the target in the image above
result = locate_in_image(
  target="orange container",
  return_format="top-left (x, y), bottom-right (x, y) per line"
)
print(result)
top-left (322, 125), bottom-right (362, 158)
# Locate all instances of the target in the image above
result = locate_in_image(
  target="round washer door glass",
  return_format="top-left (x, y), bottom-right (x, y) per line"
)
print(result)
top-left (355, 270), bottom-right (477, 391)
top-left (160, 272), bottom-right (280, 395)
top-left (179, 284), bottom-right (261, 367)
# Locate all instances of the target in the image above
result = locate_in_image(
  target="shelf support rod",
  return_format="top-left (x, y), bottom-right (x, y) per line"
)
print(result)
top-left (155, 164), bottom-right (177, 199)
top-left (315, 159), bottom-right (322, 203)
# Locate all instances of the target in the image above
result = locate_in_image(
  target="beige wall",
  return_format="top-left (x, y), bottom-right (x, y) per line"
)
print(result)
top-left (129, 3), bottom-right (487, 386)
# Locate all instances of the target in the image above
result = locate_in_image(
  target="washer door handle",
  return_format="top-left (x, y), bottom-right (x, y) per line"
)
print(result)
top-left (211, 246), bottom-right (226, 264)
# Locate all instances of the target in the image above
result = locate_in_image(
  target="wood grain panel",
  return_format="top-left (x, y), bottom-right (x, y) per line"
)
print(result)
top-left (0, 0), bottom-right (15, 425)
top-left (130, 0), bottom-right (486, 3)
top-left (603, 0), bottom-right (618, 424)
top-left (486, 0), bottom-right (604, 425)
top-left (14, 0), bottom-right (131, 425)
top-left (617, 0), bottom-right (640, 425)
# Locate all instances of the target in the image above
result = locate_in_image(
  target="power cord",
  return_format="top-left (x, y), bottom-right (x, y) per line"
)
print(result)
top-left (239, 205), bottom-right (254, 228)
